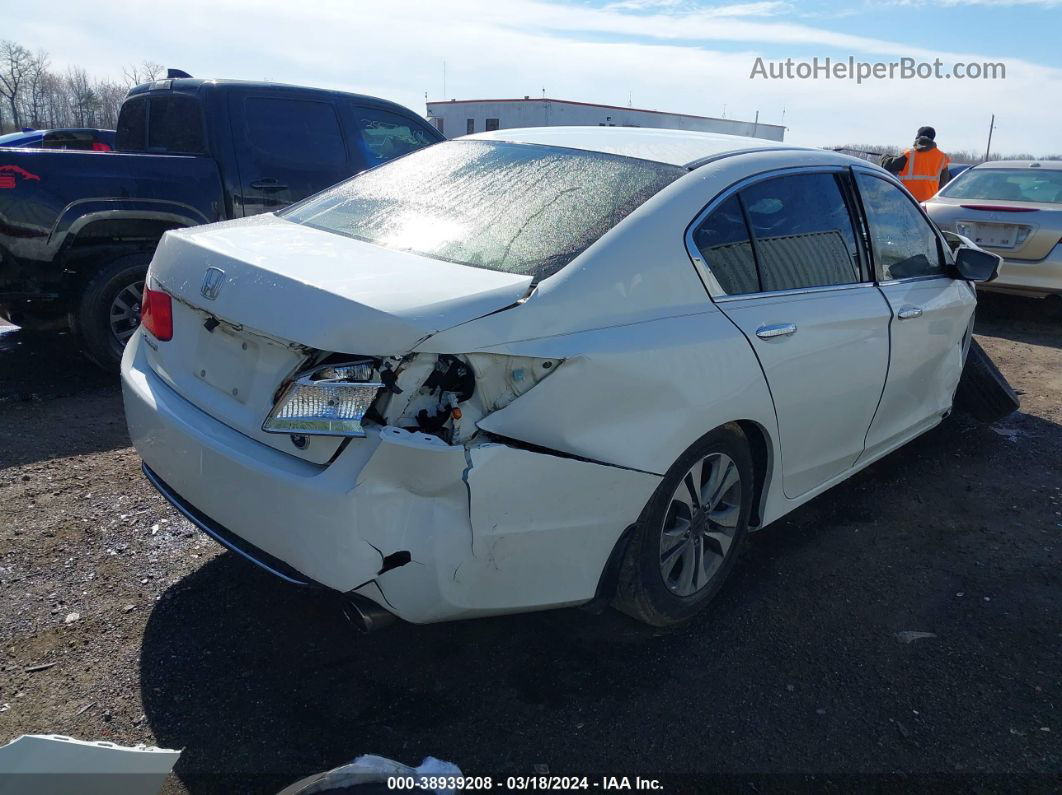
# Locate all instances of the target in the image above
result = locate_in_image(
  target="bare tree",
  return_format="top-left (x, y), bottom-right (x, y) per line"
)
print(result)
top-left (122, 60), bottom-right (164, 88)
top-left (94, 80), bottom-right (126, 128)
top-left (65, 67), bottom-right (98, 127)
top-left (24, 49), bottom-right (51, 127)
top-left (0, 40), bottom-right (32, 128)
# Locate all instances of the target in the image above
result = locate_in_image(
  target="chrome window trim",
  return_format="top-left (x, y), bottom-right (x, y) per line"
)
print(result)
top-left (712, 282), bottom-right (873, 304)
top-left (877, 274), bottom-right (953, 287)
top-left (684, 165), bottom-right (867, 302)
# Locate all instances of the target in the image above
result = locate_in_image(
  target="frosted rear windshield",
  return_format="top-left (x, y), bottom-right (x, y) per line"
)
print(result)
top-left (281, 140), bottom-right (684, 281)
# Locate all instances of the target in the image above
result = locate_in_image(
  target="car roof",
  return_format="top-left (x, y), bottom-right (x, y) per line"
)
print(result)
top-left (464, 126), bottom-right (834, 168)
top-left (125, 78), bottom-right (422, 116)
top-left (971, 160), bottom-right (1062, 171)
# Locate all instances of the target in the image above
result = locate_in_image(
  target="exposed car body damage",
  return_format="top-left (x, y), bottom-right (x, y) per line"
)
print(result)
top-left (123, 128), bottom-right (983, 625)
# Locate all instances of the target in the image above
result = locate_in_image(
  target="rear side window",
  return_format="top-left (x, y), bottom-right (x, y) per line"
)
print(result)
top-left (856, 173), bottom-right (944, 280)
top-left (147, 95), bottom-right (205, 153)
top-left (283, 140), bottom-right (683, 281)
top-left (244, 97), bottom-right (345, 166)
top-left (116, 97), bottom-right (147, 151)
top-left (116, 94), bottom-right (204, 153)
top-left (691, 195), bottom-right (759, 295)
top-left (691, 172), bottom-right (862, 296)
top-left (350, 106), bottom-right (438, 168)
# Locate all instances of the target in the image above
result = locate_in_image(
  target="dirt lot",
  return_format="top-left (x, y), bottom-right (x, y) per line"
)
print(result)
top-left (1, 293), bottom-right (1060, 792)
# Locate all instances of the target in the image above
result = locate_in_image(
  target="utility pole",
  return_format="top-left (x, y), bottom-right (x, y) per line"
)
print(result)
top-left (753, 110), bottom-right (759, 138)
top-left (984, 113), bottom-right (995, 162)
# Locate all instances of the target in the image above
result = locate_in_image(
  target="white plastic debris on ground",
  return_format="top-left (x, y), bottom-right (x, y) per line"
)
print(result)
top-left (0, 734), bottom-right (180, 795)
top-left (279, 754), bottom-right (463, 795)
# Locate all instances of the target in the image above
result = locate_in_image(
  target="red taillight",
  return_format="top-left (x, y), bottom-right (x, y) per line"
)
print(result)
top-left (959, 204), bottom-right (1037, 213)
top-left (140, 284), bottom-right (173, 341)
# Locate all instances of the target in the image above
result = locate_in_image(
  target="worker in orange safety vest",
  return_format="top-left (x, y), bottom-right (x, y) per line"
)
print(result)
top-left (880, 126), bottom-right (951, 201)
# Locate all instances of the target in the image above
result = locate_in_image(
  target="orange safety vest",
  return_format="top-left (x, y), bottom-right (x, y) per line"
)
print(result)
top-left (899, 146), bottom-right (950, 201)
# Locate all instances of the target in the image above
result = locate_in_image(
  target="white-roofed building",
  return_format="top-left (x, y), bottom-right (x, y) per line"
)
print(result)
top-left (426, 97), bottom-right (785, 142)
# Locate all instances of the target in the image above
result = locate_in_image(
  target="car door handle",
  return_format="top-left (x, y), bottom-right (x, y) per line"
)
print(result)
top-left (755, 323), bottom-right (798, 340)
top-left (250, 179), bottom-right (288, 191)
top-left (897, 305), bottom-right (923, 320)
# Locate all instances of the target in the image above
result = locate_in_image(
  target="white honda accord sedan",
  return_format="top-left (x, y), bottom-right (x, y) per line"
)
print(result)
top-left (122, 127), bottom-right (999, 627)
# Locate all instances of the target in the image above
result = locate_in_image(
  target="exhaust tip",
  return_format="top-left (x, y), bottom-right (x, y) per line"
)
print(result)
top-left (342, 594), bottom-right (398, 634)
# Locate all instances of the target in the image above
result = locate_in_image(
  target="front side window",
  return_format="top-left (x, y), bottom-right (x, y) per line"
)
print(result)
top-left (351, 106), bottom-right (438, 168)
top-left (940, 167), bottom-right (1062, 204)
top-left (283, 140), bottom-right (683, 281)
top-left (244, 97), bottom-right (345, 166)
top-left (690, 171), bottom-right (862, 296)
top-left (857, 173), bottom-right (943, 280)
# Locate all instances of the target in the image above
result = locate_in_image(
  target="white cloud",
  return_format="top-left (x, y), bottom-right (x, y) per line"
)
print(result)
top-left (5, 0), bottom-right (1060, 154)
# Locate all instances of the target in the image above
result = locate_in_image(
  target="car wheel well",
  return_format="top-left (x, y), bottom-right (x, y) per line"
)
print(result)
top-left (732, 420), bottom-right (771, 530)
top-left (59, 219), bottom-right (182, 291)
top-left (591, 419), bottom-right (772, 609)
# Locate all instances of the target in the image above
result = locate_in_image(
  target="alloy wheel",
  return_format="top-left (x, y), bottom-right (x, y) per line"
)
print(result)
top-left (109, 279), bottom-right (144, 346)
top-left (658, 452), bottom-right (742, 597)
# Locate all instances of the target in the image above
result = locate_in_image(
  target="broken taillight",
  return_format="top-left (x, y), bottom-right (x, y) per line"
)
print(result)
top-left (140, 285), bottom-right (173, 341)
top-left (262, 360), bottom-right (383, 437)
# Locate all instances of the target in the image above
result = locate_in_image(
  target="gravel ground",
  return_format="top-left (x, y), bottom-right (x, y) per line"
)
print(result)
top-left (1, 293), bottom-right (1060, 792)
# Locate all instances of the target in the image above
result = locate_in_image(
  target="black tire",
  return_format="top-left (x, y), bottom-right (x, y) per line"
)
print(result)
top-left (613, 424), bottom-right (754, 627)
top-left (953, 338), bottom-right (1020, 424)
top-left (74, 253), bottom-right (151, 371)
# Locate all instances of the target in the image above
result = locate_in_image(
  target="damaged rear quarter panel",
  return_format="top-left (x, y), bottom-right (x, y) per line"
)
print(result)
top-left (473, 312), bottom-right (779, 478)
top-left (371, 439), bottom-right (661, 622)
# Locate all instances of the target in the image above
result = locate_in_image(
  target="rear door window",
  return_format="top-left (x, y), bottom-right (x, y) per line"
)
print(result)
top-left (147, 94), bottom-right (205, 153)
top-left (856, 173), bottom-right (944, 280)
top-left (741, 173), bottom-right (862, 291)
top-left (348, 105), bottom-right (439, 168)
top-left (690, 171), bottom-right (863, 296)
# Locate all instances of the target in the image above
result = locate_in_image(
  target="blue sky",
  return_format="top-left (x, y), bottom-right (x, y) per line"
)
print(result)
top-left (9, 0), bottom-right (1062, 154)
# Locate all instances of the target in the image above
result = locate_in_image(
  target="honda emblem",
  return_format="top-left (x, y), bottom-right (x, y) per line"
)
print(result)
top-left (200, 267), bottom-right (225, 300)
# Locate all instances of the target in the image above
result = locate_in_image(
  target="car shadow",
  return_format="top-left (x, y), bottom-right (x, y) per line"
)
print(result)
top-left (974, 292), bottom-right (1061, 349)
top-left (0, 325), bottom-right (128, 467)
top-left (140, 408), bottom-right (1062, 793)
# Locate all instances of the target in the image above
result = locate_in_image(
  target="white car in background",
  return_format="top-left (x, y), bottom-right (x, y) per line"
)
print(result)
top-left (121, 128), bottom-right (999, 628)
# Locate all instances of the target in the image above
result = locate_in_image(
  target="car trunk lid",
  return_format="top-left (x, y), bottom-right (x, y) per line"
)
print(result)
top-left (142, 214), bottom-right (532, 463)
top-left (932, 197), bottom-right (1061, 260)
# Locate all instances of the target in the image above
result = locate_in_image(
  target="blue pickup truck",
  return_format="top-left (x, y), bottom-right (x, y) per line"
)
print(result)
top-left (0, 77), bottom-right (442, 368)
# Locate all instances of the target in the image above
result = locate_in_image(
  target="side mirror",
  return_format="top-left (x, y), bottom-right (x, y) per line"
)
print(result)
top-left (952, 245), bottom-right (1002, 283)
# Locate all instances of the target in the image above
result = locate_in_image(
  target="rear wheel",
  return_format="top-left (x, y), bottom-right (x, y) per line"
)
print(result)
top-left (614, 424), bottom-right (753, 627)
top-left (75, 253), bottom-right (150, 371)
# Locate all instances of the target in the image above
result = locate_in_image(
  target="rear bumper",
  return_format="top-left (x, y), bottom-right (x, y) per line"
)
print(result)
top-left (122, 332), bottom-right (659, 623)
top-left (977, 244), bottom-right (1062, 297)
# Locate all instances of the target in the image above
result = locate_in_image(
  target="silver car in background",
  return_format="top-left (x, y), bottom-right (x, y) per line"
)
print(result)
top-left (926, 160), bottom-right (1062, 299)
